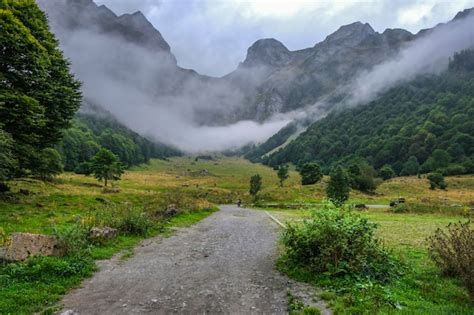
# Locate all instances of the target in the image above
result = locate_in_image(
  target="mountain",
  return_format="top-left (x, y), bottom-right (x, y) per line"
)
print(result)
top-left (259, 49), bottom-right (474, 175)
top-left (38, 0), bottom-right (173, 57)
top-left (225, 22), bottom-right (415, 122)
top-left (37, 0), bottom-right (417, 124)
top-left (37, 1), bottom-right (474, 154)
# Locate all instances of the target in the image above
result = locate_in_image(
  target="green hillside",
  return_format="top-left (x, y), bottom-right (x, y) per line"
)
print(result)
top-left (262, 50), bottom-right (474, 176)
top-left (58, 113), bottom-right (181, 172)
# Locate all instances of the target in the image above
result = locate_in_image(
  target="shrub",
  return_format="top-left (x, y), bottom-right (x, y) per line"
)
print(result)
top-left (379, 165), bottom-right (395, 180)
top-left (390, 203), bottom-right (409, 213)
top-left (85, 204), bottom-right (154, 237)
top-left (441, 164), bottom-right (466, 176)
top-left (1, 255), bottom-right (93, 283)
top-left (281, 207), bottom-right (397, 282)
top-left (428, 220), bottom-right (474, 298)
top-left (427, 172), bottom-right (447, 190)
top-left (299, 162), bottom-right (323, 185)
top-left (53, 224), bottom-right (90, 257)
top-left (119, 208), bottom-right (153, 236)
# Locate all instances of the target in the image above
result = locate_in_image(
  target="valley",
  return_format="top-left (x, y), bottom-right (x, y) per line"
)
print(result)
top-left (1, 157), bottom-right (473, 313)
top-left (1, 1), bottom-right (474, 314)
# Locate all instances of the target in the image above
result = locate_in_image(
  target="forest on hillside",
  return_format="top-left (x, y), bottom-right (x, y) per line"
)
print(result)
top-left (58, 114), bottom-right (181, 173)
top-left (262, 50), bottom-right (474, 176)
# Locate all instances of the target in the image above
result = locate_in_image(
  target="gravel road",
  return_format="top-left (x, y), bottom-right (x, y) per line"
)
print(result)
top-left (60, 205), bottom-right (330, 314)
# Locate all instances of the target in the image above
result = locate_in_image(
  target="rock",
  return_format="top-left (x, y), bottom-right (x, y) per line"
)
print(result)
top-left (165, 204), bottom-right (180, 217)
top-left (89, 227), bottom-right (118, 243)
top-left (2, 232), bottom-right (64, 261)
top-left (60, 310), bottom-right (79, 315)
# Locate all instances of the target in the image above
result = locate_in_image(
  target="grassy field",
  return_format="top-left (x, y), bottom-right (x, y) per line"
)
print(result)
top-left (1, 157), bottom-right (473, 313)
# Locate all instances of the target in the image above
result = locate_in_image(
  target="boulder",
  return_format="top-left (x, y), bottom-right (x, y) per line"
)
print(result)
top-left (89, 226), bottom-right (118, 243)
top-left (1, 232), bottom-right (64, 261)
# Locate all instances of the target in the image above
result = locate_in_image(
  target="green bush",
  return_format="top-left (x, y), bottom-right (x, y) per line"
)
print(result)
top-left (86, 204), bottom-right (153, 237)
top-left (281, 207), bottom-right (397, 282)
top-left (428, 220), bottom-right (474, 299)
top-left (441, 164), bottom-right (466, 176)
top-left (119, 209), bottom-right (153, 236)
top-left (390, 203), bottom-right (409, 213)
top-left (0, 256), bottom-right (93, 284)
top-left (299, 162), bottom-right (323, 185)
top-left (53, 224), bottom-right (90, 257)
top-left (427, 172), bottom-right (447, 190)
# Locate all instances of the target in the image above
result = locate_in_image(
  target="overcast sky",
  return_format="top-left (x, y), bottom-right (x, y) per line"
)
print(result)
top-left (94, 0), bottom-right (474, 77)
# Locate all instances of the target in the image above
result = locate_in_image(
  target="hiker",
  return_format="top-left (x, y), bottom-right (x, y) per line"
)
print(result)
top-left (237, 199), bottom-right (242, 207)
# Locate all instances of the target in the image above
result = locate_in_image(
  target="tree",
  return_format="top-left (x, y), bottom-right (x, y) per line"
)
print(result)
top-left (379, 165), bottom-right (395, 180)
top-left (0, 128), bottom-right (17, 184)
top-left (423, 149), bottom-right (452, 172)
top-left (326, 166), bottom-right (351, 207)
top-left (347, 161), bottom-right (377, 192)
top-left (249, 174), bottom-right (262, 200)
top-left (276, 164), bottom-right (289, 187)
top-left (0, 1), bottom-right (81, 178)
top-left (33, 148), bottom-right (63, 181)
top-left (90, 148), bottom-right (124, 186)
top-left (299, 162), bottom-right (323, 185)
top-left (401, 156), bottom-right (420, 176)
top-left (427, 172), bottom-right (447, 190)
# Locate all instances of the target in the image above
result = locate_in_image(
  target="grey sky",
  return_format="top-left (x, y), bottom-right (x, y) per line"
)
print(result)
top-left (94, 0), bottom-right (474, 76)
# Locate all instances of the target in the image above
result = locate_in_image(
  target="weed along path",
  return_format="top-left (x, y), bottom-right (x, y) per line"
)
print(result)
top-left (59, 205), bottom-right (330, 314)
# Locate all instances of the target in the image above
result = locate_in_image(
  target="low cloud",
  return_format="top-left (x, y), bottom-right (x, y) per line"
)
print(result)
top-left (57, 28), bottom-right (289, 152)
top-left (349, 12), bottom-right (474, 105)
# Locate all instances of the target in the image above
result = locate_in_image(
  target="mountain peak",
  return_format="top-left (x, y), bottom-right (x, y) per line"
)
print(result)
top-left (242, 38), bottom-right (291, 68)
top-left (453, 7), bottom-right (474, 20)
top-left (323, 21), bottom-right (375, 46)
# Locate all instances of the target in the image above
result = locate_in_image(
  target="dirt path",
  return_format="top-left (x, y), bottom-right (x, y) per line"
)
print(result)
top-left (60, 205), bottom-right (329, 314)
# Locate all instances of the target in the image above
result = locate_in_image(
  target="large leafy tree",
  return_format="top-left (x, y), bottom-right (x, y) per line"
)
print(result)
top-left (0, 0), bottom-right (81, 178)
top-left (90, 148), bottom-right (124, 187)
